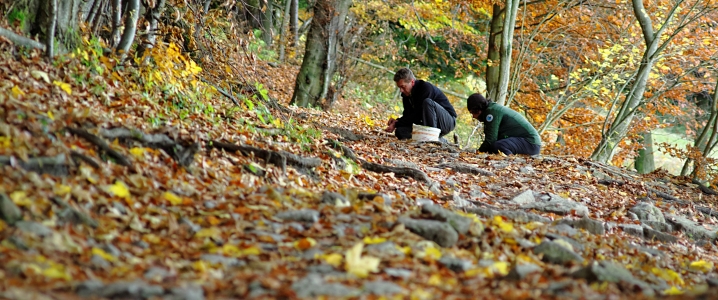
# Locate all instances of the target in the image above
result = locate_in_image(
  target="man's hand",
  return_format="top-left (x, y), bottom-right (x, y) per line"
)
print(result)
top-left (385, 118), bottom-right (397, 133)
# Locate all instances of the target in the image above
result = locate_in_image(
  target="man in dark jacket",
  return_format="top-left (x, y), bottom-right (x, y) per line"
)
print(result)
top-left (467, 93), bottom-right (542, 155)
top-left (385, 68), bottom-right (457, 141)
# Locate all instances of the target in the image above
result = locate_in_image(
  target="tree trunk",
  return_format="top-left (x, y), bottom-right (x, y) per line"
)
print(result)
top-left (289, 0), bottom-right (298, 48)
top-left (290, 0), bottom-right (352, 108)
top-left (634, 131), bottom-right (655, 174)
top-left (278, 0), bottom-right (292, 62)
top-left (682, 76), bottom-right (718, 178)
top-left (110, 0), bottom-right (122, 47)
top-left (25, 0), bottom-right (81, 54)
top-left (244, 0), bottom-right (261, 29)
top-left (46, 0), bottom-right (57, 59)
top-left (590, 0), bottom-right (682, 163)
top-left (115, 0), bottom-right (140, 57)
top-left (136, 0), bottom-right (166, 59)
top-left (485, 4), bottom-right (502, 102)
top-left (261, 0), bottom-right (273, 46)
top-left (494, 0), bottom-right (519, 106)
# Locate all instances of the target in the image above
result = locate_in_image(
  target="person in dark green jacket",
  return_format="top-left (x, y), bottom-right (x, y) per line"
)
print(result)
top-left (467, 93), bottom-right (542, 155)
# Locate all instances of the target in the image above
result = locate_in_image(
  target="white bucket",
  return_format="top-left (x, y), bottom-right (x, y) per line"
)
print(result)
top-left (412, 124), bottom-right (441, 142)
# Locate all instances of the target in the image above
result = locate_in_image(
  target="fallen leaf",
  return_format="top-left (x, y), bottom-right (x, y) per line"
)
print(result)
top-left (163, 192), bottom-right (183, 205)
top-left (345, 243), bottom-right (380, 278)
top-left (107, 181), bottom-right (130, 198)
top-left (53, 80), bottom-right (72, 95)
top-left (362, 236), bottom-right (387, 245)
top-left (689, 260), bottom-right (714, 273)
top-left (31, 70), bottom-right (50, 83)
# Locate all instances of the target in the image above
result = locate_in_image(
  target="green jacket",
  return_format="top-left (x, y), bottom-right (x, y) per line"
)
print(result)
top-left (478, 102), bottom-right (541, 150)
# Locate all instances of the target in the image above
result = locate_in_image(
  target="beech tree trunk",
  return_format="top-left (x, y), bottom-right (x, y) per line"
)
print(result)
top-left (290, 0), bottom-right (352, 108)
top-left (22, 0), bottom-right (81, 54)
top-left (485, 4), bottom-right (502, 102)
top-left (110, 0), bottom-right (122, 47)
top-left (682, 76), bottom-right (718, 179)
top-left (289, 0), bottom-right (298, 48)
top-left (634, 132), bottom-right (655, 174)
top-left (115, 0), bottom-right (140, 57)
top-left (261, 0), bottom-right (273, 46)
top-left (136, 0), bottom-right (166, 59)
top-left (494, 0), bottom-right (519, 106)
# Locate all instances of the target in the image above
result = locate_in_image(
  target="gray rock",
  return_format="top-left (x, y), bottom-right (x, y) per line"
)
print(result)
top-left (398, 217), bottom-right (459, 247)
top-left (167, 284), bottom-right (205, 300)
top-left (452, 194), bottom-right (474, 208)
top-left (517, 238), bottom-right (537, 249)
top-left (77, 280), bottom-right (165, 299)
top-left (179, 217), bottom-right (201, 233)
top-left (199, 254), bottom-right (245, 268)
top-left (618, 224), bottom-right (644, 237)
top-left (491, 162), bottom-right (510, 169)
top-left (544, 233), bottom-right (584, 251)
top-left (629, 244), bottom-right (665, 257)
top-left (0, 192), bottom-right (22, 225)
top-left (506, 263), bottom-right (542, 280)
top-left (630, 202), bottom-right (665, 223)
top-left (465, 207), bottom-right (496, 219)
top-left (521, 194), bottom-right (589, 216)
top-left (102, 244), bottom-right (122, 257)
top-left (248, 230), bottom-right (287, 243)
top-left (58, 207), bottom-right (98, 228)
top-left (90, 254), bottom-right (111, 269)
top-left (113, 202), bottom-right (128, 214)
top-left (429, 181), bottom-right (441, 195)
top-left (75, 280), bottom-right (106, 297)
top-left (627, 211), bottom-right (639, 220)
top-left (291, 274), bottom-right (360, 298)
top-left (643, 227), bottom-right (677, 243)
top-left (533, 240), bottom-right (584, 265)
top-left (604, 222), bottom-right (618, 232)
top-left (275, 209), bottom-right (320, 223)
top-left (438, 256), bottom-right (474, 272)
top-left (362, 281), bottom-right (406, 296)
top-left (501, 210), bottom-right (551, 223)
top-left (15, 221), bottom-right (52, 237)
top-left (469, 189), bottom-right (488, 199)
top-left (707, 277), bottom-right (718, 287)
top-left (641, 221), bottom-right (673, 233)
top-left (519, 166), bottom-right (535, 174)
top-left (385, 268), bottom-right (413, 279)
top-left (572, 260), bottom-right (650, 290)
top-left (551, 224), bottom-right (579, 236)
top-left (203, 201), bottom-right (217, 209)
top-left (421, 204), bottom-right (473, 235)
top-left (415, 198), bottom-right (435, 206)
top-left (559, 217), bottom-right (606, 235)
top-left (144, 267), bottom-right (172, 281)
top-left (510, 190), bottom-right (536, 205)
top-left (366, 242), bottom-right (405, 258)
top-left (321, 191), bottom-right (350, 207)
top-left (665, 213), bottom-right (718, 240)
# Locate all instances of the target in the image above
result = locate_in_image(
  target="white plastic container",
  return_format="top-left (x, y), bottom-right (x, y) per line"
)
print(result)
top-left (412, 124), bottom-right (441, 142)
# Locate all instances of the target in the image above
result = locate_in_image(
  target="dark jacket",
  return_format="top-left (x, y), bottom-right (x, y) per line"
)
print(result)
top-left (478, 102), bottom-right (541, 152)
top-left (395, 80), bottom-right (457, 128)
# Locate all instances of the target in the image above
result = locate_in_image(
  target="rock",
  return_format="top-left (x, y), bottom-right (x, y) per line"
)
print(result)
top-left (438, 256), bottom-right (474, 273)
top-left (452, 193), bottom-right (473, 208)
top-left (203, 201), bottom-right (217, 209)
top-left (77, 280), bottom-right (165, 299)
top-left (0, 192), bottom-right (22, 225)
top-left (275, 209), bottom-right (320, 223)
top-left (366, 242), bottom-right (405, 258)
top-left (179, 217), bottom-right (201, 233)
top-left (421, 204), bottom-right (473, 235)
top-left (630, 202), bottom-right (665, 223)
top-left (398, 217), bottom-right (459, 247)
top-left (362, 281), bottom-right (406, 296)
top-left (415, 198), bottom-right (435, 206)
top-left (144, 267), bottom-right (172, 282)
top-left (517, 238), bottom-right (537, 249)
top-left (521, 194), bottom-right (589, 216)
top-left (321, 191), bottom-right (350, 207)
top-left (533, 240), bottom-right (584, 265)
top-left (385, 268), bottom-right (413, 279)
top-left (490, 162), bottom-right (510, 169)
top-left (102, 243), bottom-right (122, 257)
top-left (627, 211), bottom-right (639, 220)
top-left (15, 221), bottom-right (52, 237)
top-left (58, 207), bottom-right (98, 228)
top-left (618, 224), bottom-right (644, 238)
top-left (643, 227), bottom-right (677, 243)
top-left (572, 260), bottom-right (650, 290)
top-left (551, 224), bottom-right (579, 236)
top-left (291, 274), bottom-right (360, 298)
top-left (199, 254), bottom-right (245, 268)
top-left (90, 254), bottom-right (111, 269)
top-left (469, 188), bottom-right (488, 199)
top-left (641, 221), bottom-right (673, 233)
top-left (429, 181), bottom-right (441, 195)
top-left (510, 190), bottom-right (536, 205)
top-left (505, 263), bottom-right (542, 280)
top-left (544, 233), bottom-right (584, 251)
top-left (307, 264), bottom-right (343, 275)
top-left (559, 216), bottom-right (605, 235)
top-left (665, 213), bottom-right (718, 241)
top-left (167, 284), bottom-right (205, 300)
top-left (464, 207), bottom-right (550, 223)
top-left (707, 277), bottom-right (718, 287)
top-left (519, 166), bottom-right (535, 174)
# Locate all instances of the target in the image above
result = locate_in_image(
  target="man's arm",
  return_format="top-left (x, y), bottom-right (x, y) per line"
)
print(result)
top-left (394, 97), bottom-right (414, 127)
top-left (482, 111), bottom-right (502, 145)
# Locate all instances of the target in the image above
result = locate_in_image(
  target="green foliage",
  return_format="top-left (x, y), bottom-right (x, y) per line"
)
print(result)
top-left (249, 30), bottom-right (277, 61)
top-left (7, 7), bottom-right (27, 29)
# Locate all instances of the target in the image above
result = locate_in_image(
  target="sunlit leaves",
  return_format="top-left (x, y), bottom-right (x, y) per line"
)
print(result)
top-left (53, 80), bottom-right (72, 95)
top-left (106, 181), bottom-right (130, 198)
top-left (345, 243), bottom-right (380, 278)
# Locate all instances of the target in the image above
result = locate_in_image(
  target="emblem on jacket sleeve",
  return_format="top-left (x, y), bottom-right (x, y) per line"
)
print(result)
top-left (486, 114), bottom-right (494, 122)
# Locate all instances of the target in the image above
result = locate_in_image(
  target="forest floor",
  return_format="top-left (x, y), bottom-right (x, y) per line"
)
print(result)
top-left (3, 38), bottom-right (718, 300)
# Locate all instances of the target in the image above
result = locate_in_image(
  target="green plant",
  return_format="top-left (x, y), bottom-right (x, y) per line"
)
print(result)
top-left (7, 8), bottom-right (27, 29)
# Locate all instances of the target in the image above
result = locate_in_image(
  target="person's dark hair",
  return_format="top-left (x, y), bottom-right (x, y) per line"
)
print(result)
top-left (467, 93), bottom-right (489, 112)
top-left (394, 68), bottom-right (415, 82)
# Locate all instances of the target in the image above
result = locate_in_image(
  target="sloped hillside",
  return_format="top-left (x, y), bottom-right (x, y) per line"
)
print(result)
top-left (2, 39), bottom-right (718, 300)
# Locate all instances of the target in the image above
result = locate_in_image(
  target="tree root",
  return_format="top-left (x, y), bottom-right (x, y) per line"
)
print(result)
top-left (0, 154), bottom-right (69, 176)
top-left (437, 162), bottom-right (495, 177)
top-left (327, 138), bottom-right (431, 183)
top-left (99, 127), bottom-right (199, 167)
top-left (66, 127), bottom-right (132, 167)
top-left (321, 126), bottom-right (366, 141)
top-left (209, 140), bottom-right (321, 171)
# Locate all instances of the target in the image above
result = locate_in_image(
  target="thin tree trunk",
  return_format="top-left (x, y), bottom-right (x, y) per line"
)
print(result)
top-left (85, 0), bottom-right (101, 24)
top-left (494, 0), bottom-right (519, 106)
top-left (136, 0), bottom-right (166, 59)
top-left (290, 0), bottom-right (298, 48)
top-left (203, 0), bottom-right (211, 13)
top-left (683, 76), bottom-right (718, 177)
top-left (46, 0), bottom-right (57, 59)
top-left (261, 0), bottom-right (273, 46)
top-left (92, 0), bottom-right (108, 35)
top-left (115, 0), bottom-right (140, 57)
top-left (278, 0), bottom-right (292, 62)
top-left (485, 4), bottom-right (502, 101)
top-left (110, 0), bottom-right (122, 47)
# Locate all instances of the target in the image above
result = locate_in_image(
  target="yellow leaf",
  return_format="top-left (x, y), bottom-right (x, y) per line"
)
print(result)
top-left (363, 236), bottom-right (387, 245)
top-left (320, 253), bottom-right (343, 268)
top-left (47, 111), bottom-right (54, 121)
top-left (523, 221), bottom-right (545, 230)
top-left (492, 216), bottom-right (513, 233)
top-left (195, 227), bottom-right (221, 239)
top-left (0, 136), bottom-right (10, 148)
top-left (294, 237), bottom-right (317, 250)
top-left (663, 286), bottom-right (683, 295)
top-left (129, 147), bottom-right (145, 159)
top-left (345, 243), bottom-right (380, 278)
top-left (53, 80), bottom-right (72, 95)
top-left (220, 244), bottom-right (261, 257)
top-left (162, 192), bottom-right (183, 205)
top-left (363, 115), bottom-right (375, 126)
top-left (689, 260), bottom-right (714, 273)
top-left (428, 273), bottom-right (442, 286)
top-left (421, 247), bottom-right (442, 261)
top-left (91, 247), bottom-right (116, 262)
top-left (396, 245), bottom-right (412, 255)
top-left (41, 265), bottom-right (71, 281)
top-left (11, 86), bottom-right (26, 98)
top-left (31, 70), bottom-right (50, 83)
top-left (193, 260), bottom-right (208, 273)
top-left (107, 181), bottom-right (130, 198)
top-left (10, 191), bottom-right (32, 206)
top-left (491, 261), bottom-right (510, 276)
top-left (651, 267), bottom-right (684, 286)
top-left (553, 239), bottom-right (574, 252)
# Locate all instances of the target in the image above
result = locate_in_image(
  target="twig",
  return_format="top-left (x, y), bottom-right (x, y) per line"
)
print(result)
top-left (66, 127), bottom-right (132, 167)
